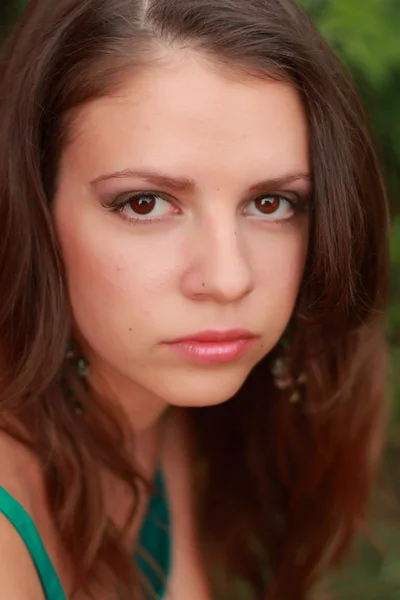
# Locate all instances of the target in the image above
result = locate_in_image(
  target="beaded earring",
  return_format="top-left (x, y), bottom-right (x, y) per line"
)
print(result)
top-left (65, 341), bottom-right (90, 382)
top-left (270, 334), bottom-right (306, 404)
top-left (59, 341), bottom-right (90, 414)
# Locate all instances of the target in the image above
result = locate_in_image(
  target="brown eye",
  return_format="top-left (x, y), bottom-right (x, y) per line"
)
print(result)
top-left (255, 195), bottom-right (281, 214)
top-left (112, 191), bottom-right (178, 224)
top-left (245, 194), bottom-right (296, 222)
top-left (128, 194), bottom-right (157, 215)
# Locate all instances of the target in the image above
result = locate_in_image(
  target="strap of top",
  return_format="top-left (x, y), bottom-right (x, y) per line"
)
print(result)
top-left (0, 486), bottom-right (67, 600)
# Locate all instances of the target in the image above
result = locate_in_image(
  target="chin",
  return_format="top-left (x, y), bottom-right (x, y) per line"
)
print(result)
top-left (154, 366), bottom-right (253, 408)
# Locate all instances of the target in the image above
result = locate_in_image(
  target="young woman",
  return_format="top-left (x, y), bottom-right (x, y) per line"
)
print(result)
top-left (0, 0), bottom-right (390, 598)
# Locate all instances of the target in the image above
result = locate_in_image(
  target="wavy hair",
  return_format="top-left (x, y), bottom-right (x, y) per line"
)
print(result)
top-left (0, 0), bottom-right (390, 598)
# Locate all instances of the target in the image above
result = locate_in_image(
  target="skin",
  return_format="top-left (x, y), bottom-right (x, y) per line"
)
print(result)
top-left (53, 51), bottom-right (311, 433)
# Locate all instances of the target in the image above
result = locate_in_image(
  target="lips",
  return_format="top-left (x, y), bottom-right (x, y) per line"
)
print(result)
top-left (164, 329), bottom-right (258, 365)
top-left (168, 329), bottom-right (257, 343)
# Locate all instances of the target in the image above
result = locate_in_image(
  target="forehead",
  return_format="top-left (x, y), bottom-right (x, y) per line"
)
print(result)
top-left (63, 52), bottom-right (309, 181)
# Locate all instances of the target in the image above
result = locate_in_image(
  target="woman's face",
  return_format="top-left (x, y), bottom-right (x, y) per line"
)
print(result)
top-left (54, 51), bottom-right (310, 415)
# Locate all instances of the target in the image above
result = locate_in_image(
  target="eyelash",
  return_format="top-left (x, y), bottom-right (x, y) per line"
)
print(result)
top-left (102, 190), bottom-right (308, 226)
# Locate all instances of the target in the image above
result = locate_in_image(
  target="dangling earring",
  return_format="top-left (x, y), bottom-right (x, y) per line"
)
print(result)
top-left (65, 341), bottom-right (90, 382)
top-left (60, 340), bottom-right (90, 414)
top-left (270, 335), bottom-right (306, 404)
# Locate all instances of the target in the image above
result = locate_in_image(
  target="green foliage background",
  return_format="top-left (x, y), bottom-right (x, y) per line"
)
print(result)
top-left (298, 1), bottom-right (400, 598)
top-left (1, 0), bottom-right (400, 598)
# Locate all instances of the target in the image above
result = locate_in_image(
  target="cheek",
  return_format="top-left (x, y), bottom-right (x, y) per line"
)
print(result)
top-left (56, 216), bottom-right (148, 323)
top-left (253, 225), bottom-right (308, 309)
top-left (60, 227), bottom-right (126, 302)
top-left (55, 212), bottom-right (183, 338)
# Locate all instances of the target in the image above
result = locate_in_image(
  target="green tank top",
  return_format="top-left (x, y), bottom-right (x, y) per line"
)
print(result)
top-left (0, 470), bottom-right (171, 599)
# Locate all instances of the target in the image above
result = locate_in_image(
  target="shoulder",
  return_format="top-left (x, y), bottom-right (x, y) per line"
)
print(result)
top-left (0, 426), bottom-right (42, 511)
top-left (0, 429), bottom-right (47, 598)
top-left (0, 511), bottom-right (45, 598)
top-left (0, 428), bottom-right (67, 598)
top-left (0, 428), bottom-right (46, 597)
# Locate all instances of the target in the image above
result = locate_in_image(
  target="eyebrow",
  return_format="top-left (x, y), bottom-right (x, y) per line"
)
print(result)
top-left (90, 168), bottom-right (312, 193)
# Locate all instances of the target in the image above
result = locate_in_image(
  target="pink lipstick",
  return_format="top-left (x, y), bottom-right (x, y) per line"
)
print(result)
top-left (165, 329), bottom-right (257, 365)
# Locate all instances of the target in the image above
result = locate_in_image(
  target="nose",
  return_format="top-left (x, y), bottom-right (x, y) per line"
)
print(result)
top-left (181, 219), bottom-right (254, 304)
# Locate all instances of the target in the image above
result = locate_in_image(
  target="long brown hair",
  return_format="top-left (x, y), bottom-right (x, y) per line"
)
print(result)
top-left (0, 0), bottom-right (390, 598)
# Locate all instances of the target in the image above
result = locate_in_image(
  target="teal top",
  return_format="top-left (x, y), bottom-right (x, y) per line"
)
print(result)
top-left (0, 470), bottom-right (171, 599)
